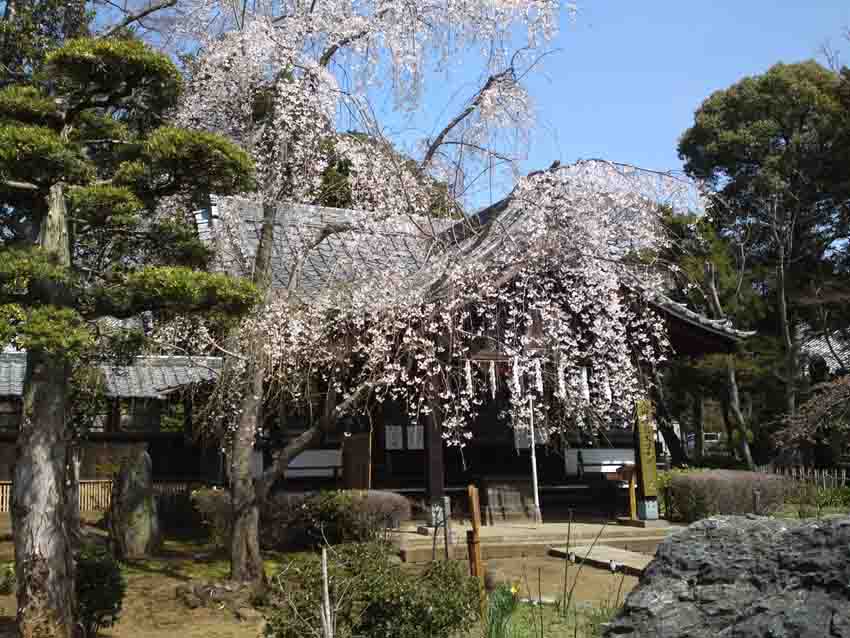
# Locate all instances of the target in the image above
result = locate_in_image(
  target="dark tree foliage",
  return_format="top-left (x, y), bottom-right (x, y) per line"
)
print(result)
top-left (0, 33), bottom-right (257, 638)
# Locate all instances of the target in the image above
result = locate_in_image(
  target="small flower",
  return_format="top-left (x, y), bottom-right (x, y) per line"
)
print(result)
top-left (510, 584), bottom-right (519, 595)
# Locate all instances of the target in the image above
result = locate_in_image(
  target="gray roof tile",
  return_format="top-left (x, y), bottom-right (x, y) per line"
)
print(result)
top-left (208, 193), bottom-right (751, 343)
top-left (0, 354), bottom-right (222, 399)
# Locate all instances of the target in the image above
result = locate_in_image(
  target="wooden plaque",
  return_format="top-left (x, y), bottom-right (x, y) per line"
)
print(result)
top-left (635, 399), bottom-right (658, 498)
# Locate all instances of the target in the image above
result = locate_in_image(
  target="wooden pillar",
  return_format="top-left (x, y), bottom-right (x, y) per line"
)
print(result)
top-left (425, 412), bottom-right (445, 507)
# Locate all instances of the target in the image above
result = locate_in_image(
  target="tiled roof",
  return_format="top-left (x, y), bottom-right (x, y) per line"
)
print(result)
top-left (205, 188), bottom-right (751, 343)
top-left (207, 197), bottom-right (456, 302)
top-left (0, 354), bottom-right (222, 399)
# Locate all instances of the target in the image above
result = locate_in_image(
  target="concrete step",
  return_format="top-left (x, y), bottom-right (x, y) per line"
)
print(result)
top-left (549, 544), bottom-right (653, 576)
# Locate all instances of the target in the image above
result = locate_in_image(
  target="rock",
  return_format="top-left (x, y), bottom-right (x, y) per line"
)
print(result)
top-left (234, 606), bottom-right (264, 622)
top-left (604, 515), bottom-right (850, 638)
top-left (176, 585), bottom-right (203, 609)
top-left (109, 448), bottom-right (162, 559)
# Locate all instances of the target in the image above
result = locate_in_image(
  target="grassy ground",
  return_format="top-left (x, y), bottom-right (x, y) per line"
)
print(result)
top-left (0, 525), bottom-right (640, 638)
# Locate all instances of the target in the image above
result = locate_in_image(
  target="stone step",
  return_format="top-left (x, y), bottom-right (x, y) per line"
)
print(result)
top-left (549, 544), bottom-right (653, 576)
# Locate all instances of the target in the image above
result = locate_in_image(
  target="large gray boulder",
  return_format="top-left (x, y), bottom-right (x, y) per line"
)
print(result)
top-left (109, 448), bottom-right (162, 559)
top-left (605, 515), bottom-right (850, 638)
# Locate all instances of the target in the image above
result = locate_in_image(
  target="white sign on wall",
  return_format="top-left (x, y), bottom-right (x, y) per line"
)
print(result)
top-left (385, 425), bottom-right (404, 450)
top-left (407, 424), bottom-right (424, 450)
top-left (514, 426), bottom-right (547, 449)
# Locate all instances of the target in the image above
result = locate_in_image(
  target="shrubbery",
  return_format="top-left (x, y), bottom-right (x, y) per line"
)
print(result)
top-left (661, 469), bottom-right (786, 522)
top-left (190, 488), bottom-right (412, 552)
top-left (784, 482), bottom-right (850, 518)
top-left (264, 542), bottom-right (479, 638)
top-left (275, 490), bottom-right (412, 550)
top-left (190, 487), bottom-right (232, 549)
top-left (76, 545), bottom-right (126, 637)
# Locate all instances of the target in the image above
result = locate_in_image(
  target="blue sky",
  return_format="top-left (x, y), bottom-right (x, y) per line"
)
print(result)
top-left (525, 1), bottom-right (850, 175)
top-left (370, 1), bottom-right (850, 205)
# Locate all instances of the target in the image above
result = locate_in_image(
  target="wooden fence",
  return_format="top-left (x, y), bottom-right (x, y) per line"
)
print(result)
top-left (757, 465), bottom-right (849, 489)
top-left (0, 479), bottom-right (204, 513)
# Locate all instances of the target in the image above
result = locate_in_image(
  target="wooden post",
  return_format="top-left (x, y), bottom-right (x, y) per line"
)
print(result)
top-left (425, 411), bottom-right (446, 524)
top-left (628, 472), bottom-right (637, 521)
top-left (466, 485), bottom-right (485, 616)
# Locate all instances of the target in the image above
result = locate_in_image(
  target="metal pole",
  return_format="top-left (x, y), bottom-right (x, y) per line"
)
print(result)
top-left (529, 395), bottom-right (542, 524)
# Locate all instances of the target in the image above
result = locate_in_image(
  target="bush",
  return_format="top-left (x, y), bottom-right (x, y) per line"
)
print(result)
top-left (158, 490), bottom-right (207, 536)
top-left (191, 487), bottom-right (413, 552)
top-left (783, 482), bottom-right (850, 518)
top-left (76, 545), bottom-right (126, 637)
top-left (485, 584), bottom-right (519, 638)
top-left (0, 562), bottom-right (15, 595)
top-left (663, 470), bottom-right (786, 522)
top-left (265, 542), bottom-right (480, 638)
top-left (266, 490), bottom-right (412, 551)
top-left (190, 487), bottom-right (232, 550)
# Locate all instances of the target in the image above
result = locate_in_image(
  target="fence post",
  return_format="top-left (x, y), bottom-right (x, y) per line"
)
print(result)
top-left (752, 489), bottom-right (761, 515)
top-left (466, 484), bottom-right (485, 616)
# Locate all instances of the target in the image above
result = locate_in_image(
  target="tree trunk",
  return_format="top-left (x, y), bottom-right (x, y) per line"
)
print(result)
top-left (650, 370), bottom-right (688, 466)
top-left (13, 352), bottom-right (75, 638)
top-left (692, 395), bottom-right (705, 460)
top-left (726, 356), bottom-right (755, 470)
top-left (13, 183), bottom-right (75, 638)
top-left (694, 398), bottom-right (704, 461)
top-left (703, 260), bottom-right (754, 469)
top-left (66, 445), bottom-right (81, 548)
top-left (229, 357), bottom-right (266, 586)
top-left (775, 233), bottom-right (797, 418)
top-left (229, 199), bottom-right (276, 586)
top-left (719, 398), bottom-right (738, 458)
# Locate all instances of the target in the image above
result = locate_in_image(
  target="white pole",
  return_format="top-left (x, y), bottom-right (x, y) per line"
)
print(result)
top-left (529, 395), bottom-right (542, 524)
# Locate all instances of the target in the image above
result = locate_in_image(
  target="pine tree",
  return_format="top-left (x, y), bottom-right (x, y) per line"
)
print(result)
top-left (0, 35), bottom-right (256, 638)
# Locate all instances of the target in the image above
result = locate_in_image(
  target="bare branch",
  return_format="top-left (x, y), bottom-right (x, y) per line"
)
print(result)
top-left (100, 0), bottom-right (178, 38)
top-left (420, 67), bottom-right (514, 171)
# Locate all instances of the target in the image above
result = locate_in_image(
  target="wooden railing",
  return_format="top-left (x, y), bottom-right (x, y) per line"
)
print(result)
top-left (0, 479), bottom-right (205, 513)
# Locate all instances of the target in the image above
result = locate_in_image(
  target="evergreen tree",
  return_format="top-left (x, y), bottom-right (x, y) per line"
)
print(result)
top-left (679, 60), bottom-right (850, 421)
top-left (0, 35), bottom-right (256, 637)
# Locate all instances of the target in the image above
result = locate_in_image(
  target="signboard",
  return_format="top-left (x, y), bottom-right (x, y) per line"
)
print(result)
top-left (513, 425), bottom-right (547, 449)
top-left (408, 424), bottom-right (424, 450)
top-left (635, 399), bottom-right (658, 498)
top-left (385, 425), bottom-right (403, 450)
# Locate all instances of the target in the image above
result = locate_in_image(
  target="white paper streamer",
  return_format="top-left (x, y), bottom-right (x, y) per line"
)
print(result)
top-left (580, 367), bottom-right (590, 403)
top-left (512, 356), bottom-right (522, 394)
top-left (535, 359), bottom-right (544, 393)
top-left (489, 361), bottom-right (497, 399)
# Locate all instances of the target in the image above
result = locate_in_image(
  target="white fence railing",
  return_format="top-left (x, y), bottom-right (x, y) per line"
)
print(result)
top-left (0, 479), bottom-right (203, 513)
top-left (757, 465), bottom-right (848, 489)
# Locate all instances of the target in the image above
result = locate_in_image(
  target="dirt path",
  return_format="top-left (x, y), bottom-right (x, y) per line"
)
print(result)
top-left (485, 555), bottom-right (639, 604)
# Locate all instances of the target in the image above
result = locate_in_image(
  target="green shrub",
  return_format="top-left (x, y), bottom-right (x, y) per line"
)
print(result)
top-left (191, 488), bottom-right (413, 552)
top-left (76, 545), bottom-right (126, 637)
top-left (0, 562), bottom-right (15, 595)
top-left (664, 470), bottom-right (786, 522)
top-left (267, 490), bottom-right (412, 551)
top-left (485, 584), bottom-right (519, 638)
top-left (158, 490), bottom-right (206, 536)
top-left (784, 482), bottom-right (850, 518)
top-left (265, 543), bottom-right (479, 638)
top-left (190, 487), bottom-right (232, 550)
